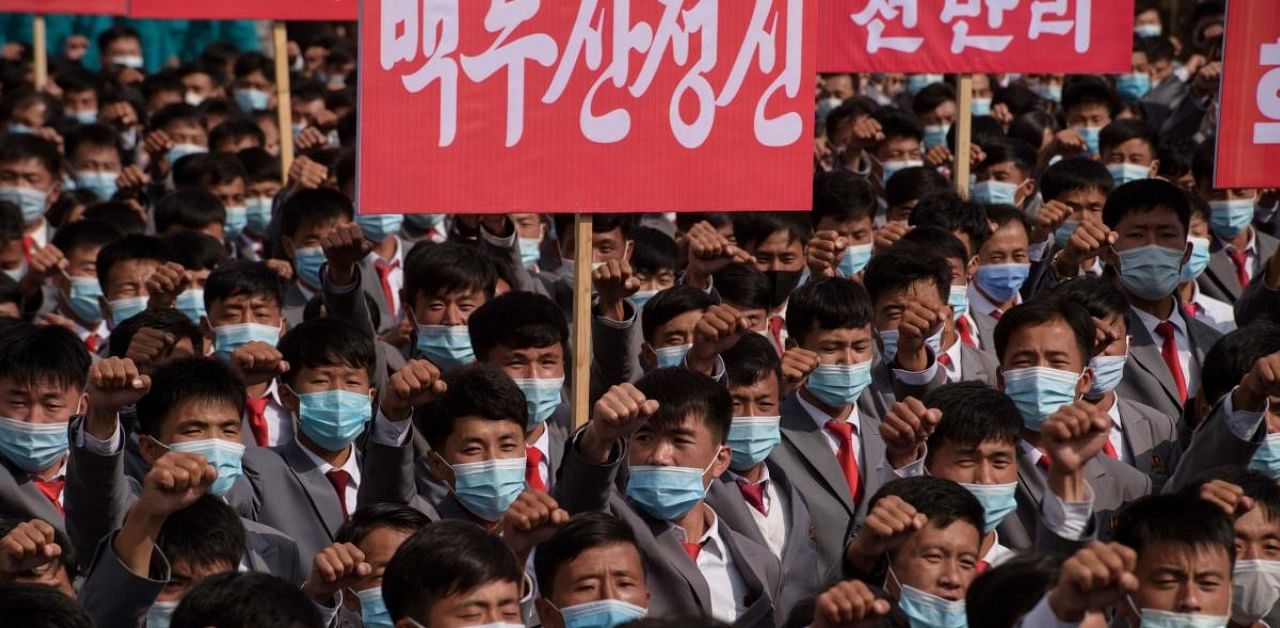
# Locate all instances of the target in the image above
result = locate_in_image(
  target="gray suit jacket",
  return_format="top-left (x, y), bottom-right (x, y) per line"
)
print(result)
top-left (1197, 230), bottom-right (1280, 304)
top-left (1012, 450), bottom-right (1151, 545)
top-left (958, 343), bottom-right (999, 386)
top-left (1115, 307), bottom-right (1221, 422)
top-left (282, 282), bottom-right (311, 331)
top-left (971, 310), bottom-right (998, 356)
top-left (77, 531), bottom-right (167, 628)
top-left (1115, 396), bottom-right (1180, 490)
top-left (320, 267), bottom-right (405, 400)
top-left (1163, 395), bottom-right (1265, 494)
top-left (0, 458), bottom-right (66, 539)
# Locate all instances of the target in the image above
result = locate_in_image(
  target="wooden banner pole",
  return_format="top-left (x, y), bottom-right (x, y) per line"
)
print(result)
top-left (954, 74), bottom-right (974, 200)
top-left (272, 22), bottom-right (295, 184)
top-left (571, 213), bottom-right (594, 430)
top-left (32, 15), bottom-right (47, 91)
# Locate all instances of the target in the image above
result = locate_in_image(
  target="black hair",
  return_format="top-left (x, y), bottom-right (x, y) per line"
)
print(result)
top-left (170, 572), bottom-right (320, 628)
top-left (236, 147), bottom-right (282, 184)
top-left (164, 230), bottom-right (229, 272)
top-left (46, 190), bottom-right (100, 228)
top-left (336, 503), bottom-right (432, 546)
top-left (82, 202), bottom-right (147, 234)
top-left (149, 103), bottom-right (206, 134)
top-left (1183, 467), bottom-right (1280, 523)
top-left (869, 476), bottom-right (984, 547)
top-left (993, 298), bottom-right (1096, 368)
top-left (640, 286), bottom-right (716, 346)
top-left (1008, 110), bottom-right (1059, 149)
top-left (1099, 118), bottom-right (1158, 157)
top-left (912, 82), bottom-right (956, 118)
top-left (1061, 75), bottom-right (1119, 119)
top-left (277, 317), bottom-right (377, 387)
top-left (1048, 276), bottom-right (1129, 320)
top-left (0, 583), bottom-right (94, 628)
top-left (533, 512), bottom-right (641, 598)
top-left (158, 495), bottom-right (247, 575)
top-left (909, 197), bottom-right (991, 256)
top-left (676, 212), bottom-right (732, 235)
top-left (630, 226), bottom-right (678, 276)
top-left (864, 246), bottom-right (950, 305)
top-left (1114, 494), bottom-right (1236, 565)
top-left (551, 214), bottom-right (634, 243)
top-left (203, 260), bottom-right (286, 310)
top-left (984, 205), bottom-right (1032, 241)
top-left (1141, 35), bottom-right (1176, 64)
top-left (722, 333), bottom-right (781, 390)
top-left (233, 52), bottom-right (274, 82)
top-left (135, 357), bottom-right (248, 437)
top-left (976, 136), bottom-right (1038, 176)
top-left (634, 367), bottom-right (733, 445)
top-left (63, 123), bottom-right (123, 166)
top-left (0, 134), bottom-right (62, 178)
top-left (177, 60), bottom-right (227, 87)
top-left (209, 118), bottom-right (266, 152)
top-left (95, 234), bottom-right (172, 293)
top-left (107, 308), bottom-right (204, 361)
top-left (0, 323), bottom-right (91, 392)
top-left (813, 170), bottom-right (876, 225)
top-left (898, 226), bottom-right (970, 266)
top-left (1191, 137), bottom-right (1217, 187)
top-left (50, 218), bottom-right (121, 257)
top-left (732, 212), bottom-right (813, 250)
top-left (468, 291), bottom-right (568, 364)
top-left (0, 201), bottom-right (23, 242)
top-left (885, 167), bottom-right (951, 209)
top-left (140, 72), bottom-right (185, 104)
top-left (418, 364), bottom-right (528, 450)
top-left (402, 242), bottom-right (498, 311)
top-left (154, 188), bottom-right (226, 233)
top-left (825, 97), bottom-right (877, 142)
top-left (1200, 322), bottom-right (1280, 404)
top-left (923, 382), bottom-right (1022, 461)
top-left (382, 520), bottom-right (522, 622)
top-left (97, 24), bottom-right (141, 55)
top-left (174, 151), bottom-right (247, 189)
top-left (872, 108), bottom-right (924, 143)
top-left (1102, 178), bottom-right (1190, 234)
top-left (785, 277), bottom-right (874, 342)
top-left (712, 263), bottom-right (772, 313)
top-left (0, 518), bottom-right (77, 576)
top-left (1157, 136), bottom-right (1196, 184)
top-left (966, 554), bottom-right (1067, 628)
top-left (1039, 157), bottom-right (1115, 202)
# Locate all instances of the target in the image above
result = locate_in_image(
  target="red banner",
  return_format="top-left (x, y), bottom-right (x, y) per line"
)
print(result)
top-left (127, 0), bottom-right (356, 21)
top-left (818, 0), bottom-right (1132, 74)
top-left (1215, 1), bottom-right (1280, 188)
top-left (357, 0), bottom-right (814, 214)
top-left (0, 0), bottom-right (125, 14)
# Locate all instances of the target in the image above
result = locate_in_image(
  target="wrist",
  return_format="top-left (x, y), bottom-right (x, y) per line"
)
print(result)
top-left (578, 426), bottom-right (617, 465)
top-left (381, 404), bottom-right (411, 422)
top-left (328, 263), bottom-right (356, 286)
top-left (1047, 465), bottom-right (1086, 502)
top-left (1047, 590), bottom-right (1083, 623)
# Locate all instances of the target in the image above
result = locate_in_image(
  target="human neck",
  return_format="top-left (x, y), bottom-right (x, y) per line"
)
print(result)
top-left (799, 386), bottom-right (853, 421)
top-left (979, 530), bottom-right (995, 558)
top-left (977, 284), bottom-right (1016, 312)
top-left (1224, 226), bottom-right (1252, 251)
top-left (32, 453), bottom-right (67, 481)
top-left (672, 501), bottom-right (711, 543)
top-left (1127, 292), bottom-right (1175, 320)
top-left (1084, 392), bottom-right (1116, 412)
top-left (525, 422), bottom-right (545, 445)
top-left (24, 217), bottom-right (45, 237)
top-left (299, 432), bottom-right (352, 468)
top-left (374, 236), bottom-right (398, 262)
top-left (1176, 281), bottom-right (1196, 304)
top-left (737, 462), bottom-right (764, 484)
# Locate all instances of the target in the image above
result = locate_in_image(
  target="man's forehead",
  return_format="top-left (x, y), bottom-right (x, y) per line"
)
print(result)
top-left (0, 376), bottom-right (80, 396)
top-left (1138, 541), bottom-right (1232, 570)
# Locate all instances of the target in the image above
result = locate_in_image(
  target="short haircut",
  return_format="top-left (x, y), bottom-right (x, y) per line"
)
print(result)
top-left (909, 197), bottom-right (991, 256)
top-left (813, 170), bottom-right (876, 224)
top-left (0, 201), bottom-right (21, 242)
top-left (170, 572), bottom-right (320, 628)
top-left (468, 291), bottom-right (568, 363)
top-left (640, 286), bottom-right (716, 345)
top-left (154, 188), bottom-right (227, 233)
top-left (976, 136), bottom-right (1038, 176)
top-left (164, 230), bottom-right (229, 272)
top-left (984, 204), bottom-right (1031, 237)
top-left (95, 234), bottom-right (172, 292)
top-left (277, 317), bottom-right (376, 387)
top-left (63, 123), bottom-right (123, 165)
top-left (158, 495), bottom-right (247, 574)
top-left (534, 512), bottom-right (641, 597)
top-left (1048, 276), bottom-right (1128, 320)
top-left (993, 298), bottom-right (1095, 367)
top-left (551, 213), bottom-right (634, 242)
top-left (1114, 494), bottom-right (1235, 565)
top-left (966, 554), bottom-right (1066, 628)
top-left (97, 24), bottom-right (140, 54)
top-left (731, 212), bottom-right (812, 250)
top-left (630, 226), bottom-right (678, 275)
top-left (203, 260), bottom-right (285, 310)
top-left (873, 108), bottom-right (924, 143)
top-left (785, 277), bottom-right (874, 341)
top-left (336, 503), bottom-right (432, 546)
top-left (149, 103), bottom-right (206, 133)
top-left (1142, 34), bottom-right (1176, 64)
top-left (135, 358), bottom-right (247, 437)
top-left (1062, 75), bottom-right (1119, 119)
top-left (382, 520), bottom-right (522, 622)
top-left (107, 307), bottom-right (204, 360)
top-left (1039, 157), bottom-right (1115, 202)
top-left (174, 151), bottom-right (247, 189)
top-left (1183, 467), bottom-right (1280, 523)
top-left (885, 167), bottom-right (952, 208)
top-left (1101, 178), bottom-right (1190, 234)
top-left (912, 82), bottom-right (956, 118)
top-left (278, 188), bottom-right (352, 240)
top-left (50, 219), bottom-right (121, 257)
top-left (1157, 137), bottom-right (1196, 185)
top-left (209, 118), bottom-right (266, 151)
top-left (1201, 322), bottom-right (1280, 404)
top-left (83, 202), bottom-right (147, 234)
top-left (634, 367), bottom-right (733, 445)
top-left (1099, 118), bottom-right (1158, 156)
top-left (825, 97), bottom-right (877, 141)
top-left (712, 263), bottom-right (771, 313)
top-left (0, 583), bottom-right (93, 628)
top-left (236, 147), bottom-right (282, 184)
top-left (0, 323), bottom-right (91, 391)
top-left (869, 476), bottom-right (984, 544)
top-left (722, 333), bottom-right (781, 390)
top-left (417, 364), bottom-right (528, 450)
top-left (863, 246), bottom-right (950, 305)
top-left (923, 382), bottom-right (1022, 461)
top-left (1191, 138), bottom-right (1217, 187)
top-left (1008, 110), bottom-right (1059, 149)
top-left (0, 134), bottom-right (62, 177)
top-left (402, 242), bottom-right (498, 308)
top-left (233, 52), bottom-right (274, 81)
top-left (898, 226), bottom-right (970, 266)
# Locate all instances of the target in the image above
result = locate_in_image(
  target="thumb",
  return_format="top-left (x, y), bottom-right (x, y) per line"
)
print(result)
top-left (640, 400), bottom-right (660, 417)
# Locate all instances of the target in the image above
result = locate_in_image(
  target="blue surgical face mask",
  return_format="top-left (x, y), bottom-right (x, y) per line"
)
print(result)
top-left (439, 453), bottom-right (526, 521)
top-left (213, 322), bottom-right (280, 360)
top-left (727, 416), bottom-right (781, 470)
top-left (404, 213), bottom-right (446, 231)
top-left (416, 325), bottom-right (475, 369)
top-left (296, 389), bottom-right (372, 451)
top-left (893, 571), bottom-right (969, 628)
top-left (962, 481), bottom-right (1018, 533)
top-left (7, 123), bottom-right (36, 135)
top-left (949, 285), bottom-right (969, 318)
top-left (109, 296), bottom-right (148, 326)
top-left (166, 437), bottom-right (245, 497)
top-left (907, 74), bottom-right (943, 96)
top-left (971, 98), bottom-right (993, 117)
top-left (1076, 126), bottom-right (1102, 155)
top-left (224, 205), bottom-right (248, 240)
top-left (971, 179), bottom-right (1019, 205)
top-left (234, 88), bottom-right (271, 111)
top-left (1135, 23), bottom-right (1162, 38)
top-left (293, 246), bottom-right (326, 289)
top-left (882, 159), bottom-right (923, 183)
top-left (838, 243), bottom-right (873, 278)
top-left (75, 171), bottom-right (118, 201)
top-left (1134, 606), bottom-right (1228, 628)
top-left (632, 290), bottom-right (657, 310)
top-left (165, 143), bottom-right (207, 166)
top-left (112, 55), bottom-right (144, 69)
top-left (146, 600), bottom-right (178, 628)
top-left (1088, 352), bottom-right (1128, 398)
top-left (1002, 367), bottom-right (1081, 431)
top-left (70, 109), bottom-right (99, 124)
top-left (1116, 73), bottom-right (1152, 100)
top-left (975, 263), bottom-right (1030, 303)
top-left (1108, 162), bottom-right (1150, 186)
top-left (653, 343), bottom-right (692, 369)
top-left (1034, 84), bottom-right (1062, 102)
top-left (514, 377), bottom-right (563, 429)
top-left (1055, 219), bottom-right (1080, 248)
top-left (1209, 199), bottom-right (1255, 239)
top-left (356, 587), bottom-right (393, 628)
top-left (626, 456), bottom-right (718, 521)
top-left (66, 276), bottom-right (104, 324)
top-left (4, 260), bottom-right (26, 282)
top-left (805, 361), bottom-right (874, 408)
top-left (1115, 244), bottom-right (1186, 300)
top-left (175, 289), bottom-right (206, 325)
top-left (1250, 434), bottom-right (1280, 479)
top-left (357, 213), bottom-right (405, 243)
top-left (0, 417), bottom-right (69, 472)
top-left (0, 186), bottom-right (49, 224)
top-left (1181, 237), bottom-right (1212, 282)
top-left (245, 197), bottom-right (273, 236)
top-left (556, 599), bottom-right (648, 628)
top-left (877, 328), bottom-right (942, 363)
top-left (923, 124), bottom-right (950, 151)
top-left (518, 237), bottom-right (541, 268)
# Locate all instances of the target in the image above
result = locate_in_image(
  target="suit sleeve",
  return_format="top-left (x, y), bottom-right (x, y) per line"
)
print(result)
top-left (590, 302), bottom-right (642, 403)
top-left (357, 411), bottom-right (419, 507)
top-left (551, 430), bottom-right (625, 515)
top-left (77, 532), bottom-right (169, 628)
top-left (321, 267), bottom-right (391, 397)
top-left (64, 416), bottom-right (133, 570)
top-left (1235, 276), bottom-right (1280, 328)
top-left (1163, 393), bottom-right (1267, 493)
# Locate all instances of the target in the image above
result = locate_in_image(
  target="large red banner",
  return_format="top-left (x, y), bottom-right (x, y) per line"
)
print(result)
top-left (0, 0), bottom-right (125, 14)
top-left (357, 0), bottom-right (814, 214)
top-left (818, 0), bottom-right (1132, 73)
top-left (127, 0), bottom-right (356, 21)
top-left (1215, 0), bottom-right (1280, 188)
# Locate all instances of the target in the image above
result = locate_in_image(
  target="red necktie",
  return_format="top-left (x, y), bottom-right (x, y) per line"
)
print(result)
top-left (373, 259), bottom-right (399, 314)
top-left (33, 478), bottom-right (64, 513)
top-left (84, 335), bottom-right (99, 354)
top-left (682, 541), bottom-right (702, 562)
top-left (1036, 453), bottom-right (1052, 472)
top-left (1181, 303), bottom-right (1199, 321)
top-left (1154, 321), bottom-right (1188, 404)
top-left (525, 447), bottom-right (546, 492)
top-left (824, 420), bottom-right (861, 505)
top-left (938, 352), bottom-right (952, 368)
top-left (325, 469), bottom-right (351, 520)
top-left (976, 560), bottom-right (991, 574)
top-left (736, 479), bottom-right (768, 515)
top-left (1227, 249), bottom-right (1250, 287)
top-left (768, 315), bottom-right (785, 356)
top-left (990, 309), bottom-right (1003, 320)
top-left (21, 235), bottom-right (33, 262)
top-left (1103, 438), bottom-right (1119, 460)
top-left (245, 396), bottom-right (270, 447)
top-left (956, 316), bottom-right (977, 348)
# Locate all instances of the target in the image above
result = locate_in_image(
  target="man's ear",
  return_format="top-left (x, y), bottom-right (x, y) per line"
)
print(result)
top-left (98, 295), bottom-right (112, 328)
top-left (1075, 368), bottom-right (1094, 399)
top-left (707, 444), bottom-right (732, 483)
top-left (966, 256), bottom-right (979, 281)
top-left (138, 433), bottom-right (166, 466)
top-left (426, 451), bottom-right (455, 488)
top-left (279, 382), bottom-right (299, 413)
top-left (1147, 160), bottom-right (1160, 178)
top-left (639, 344), bottom-right (656, 372)
top-left (1016, 179), bottom-right (1037, 208)
top-left (75, 392), bottom-right (88, 416)
top-left (280, 235), bottom-right (296, 260)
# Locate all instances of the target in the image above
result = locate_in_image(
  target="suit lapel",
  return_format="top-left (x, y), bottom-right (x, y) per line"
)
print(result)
top-left (707, 480), bottom-right (767, 547)
top-left (1126, 311), bottom-right (1180, 407)
top-left (1116, 398), bottom-right (1154, 469)
top-left (647, 517), bottom-right (713, 610)
top-left (779, 396), bottom-right (855, 514)
top-left (279, 440), bottom-right (345, 538)
top-left (547, 422), bottom-right (567, 483)
top-left (1205, 246), bottom-right (1243, 300)
top-left (1, 463), bottom-right (64, 529)
top-left (858, 411), bottom-right (884, 510)
top-left (720, 526), bottom-right (775, 627)
top-left (769, 461), bottom-right (815, 557)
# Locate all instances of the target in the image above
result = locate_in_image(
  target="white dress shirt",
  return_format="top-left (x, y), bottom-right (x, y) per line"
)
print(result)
top-left (245, 380), bottom-right (294, 447)
top-left (673, 508), bottom-right (748, 624)
top-left (365, 236), bottom-right (404, 314)
top-left (982, 532), bottom-right (1016, 569)
top-left (1219, 227), bottom-right (1259, 283)
top-left (796, 393), bottom-right (864, 474)
top-left (941, 337), bottom-right (964, 383)
top-left (727, 466), bottom-right (789, 561)
top-left (296, 438), bottom-right (361, 517)
top-left (1104, 397), bottom-right (1129, 465)
top-left (1130, 305), bottom-right (1199, 397)
top-left (1187, 281), bottom-right (1237, 334)
top-left (530, 424), bottom-right (550, 487)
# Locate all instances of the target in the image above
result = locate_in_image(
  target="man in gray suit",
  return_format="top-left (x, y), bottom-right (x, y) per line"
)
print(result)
top-left (1192, 141), bottom-right (1280, 305)
top-left (1235, 248), bottom-right (1280, 328)
top-left (557, 370), bottom-right (783, 627)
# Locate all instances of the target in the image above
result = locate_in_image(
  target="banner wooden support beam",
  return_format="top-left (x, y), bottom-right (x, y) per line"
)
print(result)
top-left (571, 213), bottom-right (594, 430)
top-left (273, 22), bottom-right (294, 184)
top-left (32, 15), bottom-right (47, 91)
top-left (954, 74), bottom-right (974, 200)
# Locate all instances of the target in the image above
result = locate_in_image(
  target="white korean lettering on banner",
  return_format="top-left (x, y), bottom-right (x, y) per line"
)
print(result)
top-left (1028, 0), bottom-right (1092, 54)
top-left (1257, 39), bottom-right (1280, 144)
top-left (383, 0), bottom-right (460, 146)
top-left (942, 0), bottom-right (1018, 54)
top-left (850, 0), bottom-right (922, 53)
top-left (460, 0), bottom-right (558, 147)
top-left (718, 0), bottom-right (804, 147)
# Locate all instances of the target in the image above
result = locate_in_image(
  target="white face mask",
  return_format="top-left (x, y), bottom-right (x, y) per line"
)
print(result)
top-left (1232, 559), bottom-right (1280, 624)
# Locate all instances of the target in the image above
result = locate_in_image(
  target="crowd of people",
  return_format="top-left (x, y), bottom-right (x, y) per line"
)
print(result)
top-left (0, 0), bottom-right (1278, 627)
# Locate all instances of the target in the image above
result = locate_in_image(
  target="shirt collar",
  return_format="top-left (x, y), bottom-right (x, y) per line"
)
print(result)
top-left (1130, 303), bottom-right (1188, 339)
top-left (943, 336), bottom-right (963, 378)
top-left (1018, 440), bottom-right (1043, 467)
top-left (796, 389), bottom-right (860, 432)
top-left (728, 463), bottom-right (772, 487)
top-left (295, 437), bottom-right (360, 485)
top-left (672, 506), bottom-right (726, 558)
top-left (1220, 227), bottom-right (1258, 256)
top-left (967, 282), bottom-right (1019, 317)
top-left (532, 423), bottom-right (550, 459)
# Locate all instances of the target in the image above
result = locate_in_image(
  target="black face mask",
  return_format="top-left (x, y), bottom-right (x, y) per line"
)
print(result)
top-left (764, 270), bottom-right (803, 308)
